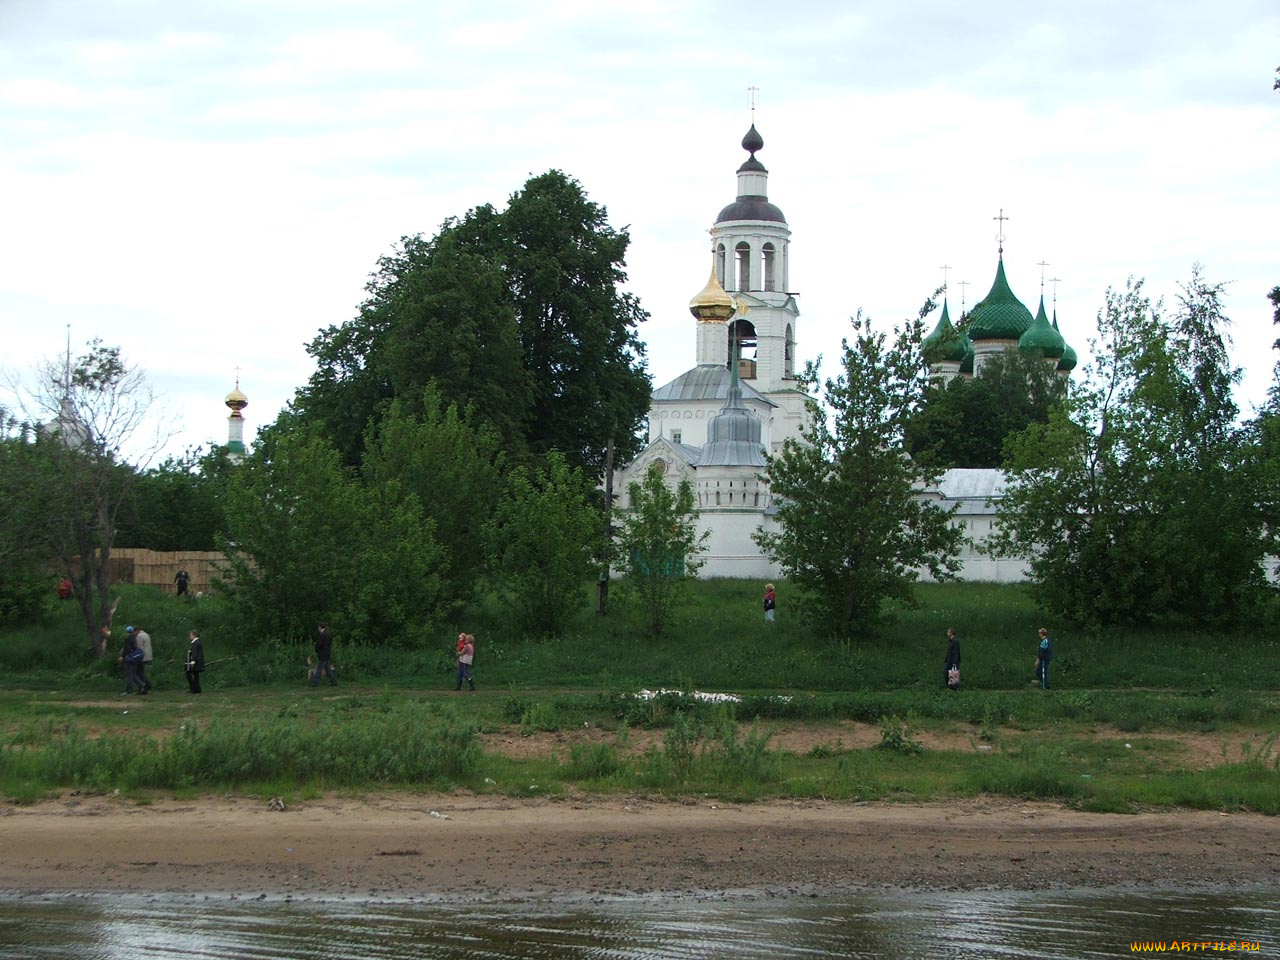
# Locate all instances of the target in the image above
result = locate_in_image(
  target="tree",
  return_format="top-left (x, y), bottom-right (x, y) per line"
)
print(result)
top-left (906, 349), bottom-right (1065, 468)
top-left (0, 410), bottom-right (53, 625)
top-left (300, 230), bottom-right (531, 466)
top-left (488, 452), bottom-right (600, 635)
top-left (297, 170), bottom-right (650, 477)
top-left (360, 389), bottom-right (507, 613)
top-left (614, 464), bottom-right (707, 635)
top-left (9, 341), bottom-right (167, 656)
top-left (220, 423), bottom-right (446, 644)
top-left (756, 310), bottom-right (964, 640)
top-left (992, 271), bottom-right (1267, 627)
top-left (115, 445), bottom-right (234, 551)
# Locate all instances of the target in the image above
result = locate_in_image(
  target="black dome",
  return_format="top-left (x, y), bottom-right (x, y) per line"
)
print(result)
top-left (716, 198), bottom-right (786, 223)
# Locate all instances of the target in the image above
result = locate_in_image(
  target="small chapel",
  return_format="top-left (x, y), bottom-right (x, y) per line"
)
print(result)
top-left (613, 123), bottom-right (1075, 582)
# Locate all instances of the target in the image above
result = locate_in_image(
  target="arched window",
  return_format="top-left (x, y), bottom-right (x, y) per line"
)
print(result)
top-left (784, 323), bottom-right (795, 379)
top-left (716, 244), bottom-right (727, 287)
top-left (728, 319), bottom-right (758, 380)
top-left (735, 242), bottom-right (751, 291)
top-left (762, 243), bottom-right (776, 292)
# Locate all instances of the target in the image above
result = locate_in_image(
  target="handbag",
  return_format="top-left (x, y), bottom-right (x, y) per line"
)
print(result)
top-left (947, 666), bottom-right (960, 689)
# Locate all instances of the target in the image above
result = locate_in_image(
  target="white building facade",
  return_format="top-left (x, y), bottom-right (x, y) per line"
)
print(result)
top-left (615, 124), bottom-right (1027, 581)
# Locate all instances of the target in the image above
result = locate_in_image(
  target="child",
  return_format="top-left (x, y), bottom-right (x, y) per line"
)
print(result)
top-left (763, 583), bottom-right (776, 623)
top-left (454, 633), bottom-right (476, 691)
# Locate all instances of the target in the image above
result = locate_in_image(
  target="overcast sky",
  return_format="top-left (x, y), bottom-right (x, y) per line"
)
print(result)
top-left (2, 0), bottom-right (1278, 463)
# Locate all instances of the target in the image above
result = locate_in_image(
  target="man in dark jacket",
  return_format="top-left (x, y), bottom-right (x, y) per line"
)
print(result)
top-left (185, 630), bottom-right (204, 694)
top-left (311, 622), bottom-right (337, 687)
top-left (943, 627), bottom-right (961, 689)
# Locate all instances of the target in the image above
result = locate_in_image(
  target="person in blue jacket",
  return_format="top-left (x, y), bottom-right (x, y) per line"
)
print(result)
top-left (1034, 627), bottom-right (1053, 689)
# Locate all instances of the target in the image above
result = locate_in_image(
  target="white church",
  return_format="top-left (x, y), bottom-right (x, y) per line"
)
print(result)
top-left (612, 123), bottom-right (1067, 582)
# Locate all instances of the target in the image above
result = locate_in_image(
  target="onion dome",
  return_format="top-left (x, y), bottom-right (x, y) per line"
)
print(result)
top-left (967, 258), bottom-right (1033, 341)
top-left (688, 257), bottom-right (736, 323)
top-left (1054, 311), bottom-right (1077, 372)
top-left (1019, 296), bottom-right (1065, 359)
top-left (717, 124), bottom-right (786, 224)
top-left (922, 300), bottom-right (968, 364)
top-left (225, 384), bottom-right (248, 411)
top-left (958, 335), bottom-right (975, 376)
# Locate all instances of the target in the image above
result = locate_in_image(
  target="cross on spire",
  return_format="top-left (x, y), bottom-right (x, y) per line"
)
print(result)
top-left (957, 280), bottom-right (970, 312)
top-left (747, 85), bottom-right (760, 122)
top-left (1037, 260), bottom-right (1050, 291)
top-left (993, 208), bottom-right (1009, 256)
top-left (1049, 276), bottom-right (1063, 305)
top-left (940, 264), bottom-right (951, 293)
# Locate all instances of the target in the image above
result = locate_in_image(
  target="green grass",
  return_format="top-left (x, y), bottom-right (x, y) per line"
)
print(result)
top-left (1, 579), bottom-right (1278, 810)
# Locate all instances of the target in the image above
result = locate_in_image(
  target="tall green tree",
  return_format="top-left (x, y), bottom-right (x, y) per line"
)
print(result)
top-left (0, 411), bottom-right (53, 624)
top-left (298, 170), bottom-right (649, 476)
top-left (221, 423), bottom-right (445, 644)
top-left (756, 310), bottom-right (964, 640)
top-left (301, 230), bottom-right (530, 466)
top-left (361, 389), bottom-right (506, 613)
top-left (992, 271), bottom-right (1267, 627)
top-left (488, 452), bottom-right (600, 636)
top-left (116, 444), bottom-right (234, 551)
top-left (614, 465), bottom-right (707, 636)
top-left (906, 348), bottom-right (1065, 468)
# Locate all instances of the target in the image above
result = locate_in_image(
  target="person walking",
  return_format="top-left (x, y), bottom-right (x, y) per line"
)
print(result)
top-left (311, 622), bottom-right (337, 686)
top-left (174, 569), bottom-right (190, 597)
top-left (128, 625), bottom-right (153, 693)
top-left (120, 632), bottom-right (148, 695)
top-left (185, 630), bottom-right (205, 694)
top-left (943, 627), bottom-right (961, 690)
top-left (1033, 627), bottom-right (1053, 690)
top-left (763, 583), bottom-right (777, 623)
top-left (454, 633), bottom-right (475, 691)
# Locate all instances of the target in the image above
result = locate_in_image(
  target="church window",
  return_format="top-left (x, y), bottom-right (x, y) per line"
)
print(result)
top-left (762, 243), bottom-right (776, 291)
top-left (717, 244), bottom-right (727, 287)
top-left (735, 242), bottom-right (751, 291)
top-left (716, 491), bottom-right (721, 505)
top-left (671, 430), bottom-right (682, 445)
top-left (784, 323), bottom-right (795, 379)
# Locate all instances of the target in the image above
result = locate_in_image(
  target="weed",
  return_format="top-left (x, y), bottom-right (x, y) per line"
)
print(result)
top-left (877, 714), bottom-right (923, 754)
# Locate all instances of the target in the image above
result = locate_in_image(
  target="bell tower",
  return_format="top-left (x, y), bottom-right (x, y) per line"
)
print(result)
top-left (710, 123), bottom-right (799, 394)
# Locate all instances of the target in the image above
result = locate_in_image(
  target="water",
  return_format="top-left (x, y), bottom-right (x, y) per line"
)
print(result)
top-left (1, 888), bottom-right (1274, 959)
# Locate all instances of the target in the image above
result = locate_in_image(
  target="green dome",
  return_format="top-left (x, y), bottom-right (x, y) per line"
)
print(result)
top-left (1019, 296), bottom-right (1065, 359)
top-left (922, 300), bottom-right (967, 364)
top-left (967, 258), bottom-right (1033, 341)
top-left (1053, 311), bottom-right (1077, 371)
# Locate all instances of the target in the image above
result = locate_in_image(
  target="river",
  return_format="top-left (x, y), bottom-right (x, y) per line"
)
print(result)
top-left (2, 886), bottom-right (1274, 959)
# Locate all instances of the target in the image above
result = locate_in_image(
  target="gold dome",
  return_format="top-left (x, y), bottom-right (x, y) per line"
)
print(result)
top-left (688, 258), bottom-right (735, 323)
top-left (225, 384), bottom-right (248, 410)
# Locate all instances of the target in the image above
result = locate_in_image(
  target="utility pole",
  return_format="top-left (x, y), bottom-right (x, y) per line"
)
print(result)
top-left (597, 437), bottom-right (614, 616)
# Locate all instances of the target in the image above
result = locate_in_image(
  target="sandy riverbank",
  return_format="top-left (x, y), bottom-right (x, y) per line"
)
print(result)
top-left (3, 792), bottom-right (1277, 899)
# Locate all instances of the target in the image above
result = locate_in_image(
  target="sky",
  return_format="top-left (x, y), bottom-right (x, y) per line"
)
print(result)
top-left (2, 0), bottom-right (1278, 464)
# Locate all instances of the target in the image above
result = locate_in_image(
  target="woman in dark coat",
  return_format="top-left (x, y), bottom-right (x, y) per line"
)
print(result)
top-left (943, 627), bottom-right (961, 690)
top-left (185, 630), bottom-right (205, 694)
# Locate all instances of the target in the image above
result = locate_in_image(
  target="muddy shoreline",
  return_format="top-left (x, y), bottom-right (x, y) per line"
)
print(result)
top-left (3, 793), bottom-right (1278, 900)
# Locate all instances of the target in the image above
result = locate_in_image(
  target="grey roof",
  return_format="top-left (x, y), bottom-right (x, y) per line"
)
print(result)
top-left (935, 467), bottom-right (1009, 500)
top-left (700, 374), bottom-right (767, 467)
top-left (716, 198), bottom-right (786, 223)
top-left (652, 365), bottom-right (777, 407)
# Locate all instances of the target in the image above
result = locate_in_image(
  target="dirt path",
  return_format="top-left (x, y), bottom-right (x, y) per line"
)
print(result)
top-left (3, 792), bottom-right (1278, 899)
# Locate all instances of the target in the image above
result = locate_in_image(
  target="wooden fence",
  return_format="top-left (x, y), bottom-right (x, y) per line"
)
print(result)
top-left (108, 549), bottom-right (231, 597)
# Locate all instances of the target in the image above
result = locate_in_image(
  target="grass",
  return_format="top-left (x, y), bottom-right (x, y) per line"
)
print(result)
top-left (0, 580), bottom-right (1277, 810)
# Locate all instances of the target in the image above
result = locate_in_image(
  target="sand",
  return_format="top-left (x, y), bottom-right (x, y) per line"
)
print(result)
top-left (3, 792), bottom-right (1278, 900)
